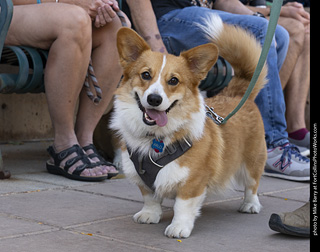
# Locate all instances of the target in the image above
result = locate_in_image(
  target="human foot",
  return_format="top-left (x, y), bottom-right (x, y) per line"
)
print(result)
top-left (288, 128), bottom-right (310, 150)
top-left (269, 202), bottom-right (310, 237)
top-left (82, 144), bottom-right (119, 178)
top-left (46, 144), bottom-right (110, 181)
top-left (264, 143), bottom-right (310, 181)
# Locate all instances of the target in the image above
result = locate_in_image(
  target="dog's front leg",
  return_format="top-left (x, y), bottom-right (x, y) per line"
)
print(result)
top-left (133, 186), bottom-right (163, 224)
top-left (165, 190), bottom-right (206, 238)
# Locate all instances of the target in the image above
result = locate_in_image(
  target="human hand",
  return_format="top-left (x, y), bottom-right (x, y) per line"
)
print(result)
top-left (76, 0), bottom-right (103, 19)
top-left (282, 2), bottom-right (310, 26)
top-left (76, 0), bottom-right (119, 27)
top-left (94, 0), bottom-right (120, 28)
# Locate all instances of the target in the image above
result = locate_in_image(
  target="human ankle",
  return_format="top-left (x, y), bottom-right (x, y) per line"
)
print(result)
top-left (53, 137), bottom-right (79, 153)
top-left (288, 128), bottom-right (309, 140)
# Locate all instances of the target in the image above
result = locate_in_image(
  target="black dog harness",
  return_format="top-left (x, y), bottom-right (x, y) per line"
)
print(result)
top-left (128, 137), bottom-right (192, 190)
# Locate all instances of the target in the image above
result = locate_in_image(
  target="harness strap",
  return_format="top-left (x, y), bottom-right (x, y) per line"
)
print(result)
top-left (128, 138), bottom-right (192, 190)
top-left (221, 0), bottom-right (283, 124)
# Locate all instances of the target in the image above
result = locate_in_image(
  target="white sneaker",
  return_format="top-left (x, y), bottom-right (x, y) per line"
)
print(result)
top-left (264, 143), bottom-right (310, 181)
top-left (294, 146), bottom-right (310, 157)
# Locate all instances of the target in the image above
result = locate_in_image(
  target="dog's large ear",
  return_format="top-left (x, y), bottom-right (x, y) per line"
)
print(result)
top-left (181, 43), bottom-right (219, 85)
top-left (117, 27), bottom-right (151, 68)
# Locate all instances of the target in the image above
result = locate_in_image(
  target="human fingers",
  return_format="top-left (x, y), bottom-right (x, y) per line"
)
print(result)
top-left (102, 0), bottom-right (119, 11)
top-left (292, 2), bottom-right (304, 9)
top-left (94, 15), bottom-right (100, 28)
top-left (285, 2), bottom-right (303, 9)
top-left (101, 4), bottom-right (116, 23)
top-left (300, 17), bottom-right (310, 27)
top-left (97, 7), bottom-right (108, 26)
top-left (297, 7), bottom-right (310, 25)
top-left (294, 12), bottom-right (310, 26)
top-left (300, 9), bottom-right (310, 21)
top-left (108, 0), bottom-right (120, 12)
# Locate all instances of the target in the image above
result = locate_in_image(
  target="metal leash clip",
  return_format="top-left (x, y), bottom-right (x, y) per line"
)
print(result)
top-left (205, 105), bottom-right (225, 125)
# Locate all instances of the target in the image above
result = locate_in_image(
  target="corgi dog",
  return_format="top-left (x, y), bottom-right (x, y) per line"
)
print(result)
top-left (111, 13), bottom-right (267, 238)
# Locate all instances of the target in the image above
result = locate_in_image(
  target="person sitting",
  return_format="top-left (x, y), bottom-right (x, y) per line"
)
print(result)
top-left (5, 0), bottom-right (128, 181)
top-left (246, 0), bottom-right (311, 153)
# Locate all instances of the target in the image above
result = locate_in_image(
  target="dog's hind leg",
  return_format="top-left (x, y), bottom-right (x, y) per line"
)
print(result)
top-left (238, 163), bottom-right (263, 214)
top-left (133, 186), bottom-right (163, 224)
top-left (239, 186), bottom-right (262, 214)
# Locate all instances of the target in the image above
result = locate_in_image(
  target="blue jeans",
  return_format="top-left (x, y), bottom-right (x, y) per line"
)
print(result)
top-left (157, 7), bottom-right (290, 148)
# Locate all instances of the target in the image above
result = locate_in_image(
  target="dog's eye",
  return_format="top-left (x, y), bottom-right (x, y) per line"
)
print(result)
top-left (168, 77), bottom-right (179, 86)
top-left (141, 71), bottom-right (152, 80)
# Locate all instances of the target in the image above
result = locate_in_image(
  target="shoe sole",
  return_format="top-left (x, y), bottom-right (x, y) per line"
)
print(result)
top-left (263, 171), bottom-right (310, 182)
top-left (269, 213), bottom-right (310, 237)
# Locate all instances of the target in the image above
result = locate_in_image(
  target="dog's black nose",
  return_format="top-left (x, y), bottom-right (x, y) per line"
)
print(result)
top-left (147, 94), bottom-right (163, 107)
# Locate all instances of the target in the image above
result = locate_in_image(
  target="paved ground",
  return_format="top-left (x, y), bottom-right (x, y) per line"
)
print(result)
top-left (0, 141), bottom-right (310, 252)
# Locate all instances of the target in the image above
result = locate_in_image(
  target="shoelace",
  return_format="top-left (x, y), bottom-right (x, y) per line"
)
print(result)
top-left (280, 144), bottom-right (310, 164)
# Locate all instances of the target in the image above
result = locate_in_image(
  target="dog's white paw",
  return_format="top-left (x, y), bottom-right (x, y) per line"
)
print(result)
top-left (239, 190), bottom-right (262, 213)
top-left (133, 210), bottom-right (161, 224)
top-left (239, 201), bottom-right (261, 213)
top-left (164, 223), bottom-right (193, 238)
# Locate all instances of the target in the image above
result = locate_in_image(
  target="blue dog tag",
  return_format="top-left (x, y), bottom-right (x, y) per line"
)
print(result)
top-left (151, 139), bottom-right (164, 153)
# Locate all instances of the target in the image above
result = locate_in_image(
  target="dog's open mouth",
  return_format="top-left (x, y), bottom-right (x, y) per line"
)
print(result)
top-left (135, 93), bottom-right (177, 127)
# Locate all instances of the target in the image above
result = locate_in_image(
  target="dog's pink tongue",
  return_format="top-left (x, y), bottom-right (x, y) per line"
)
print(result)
top-left (146, 109), bottom-right (168, 127)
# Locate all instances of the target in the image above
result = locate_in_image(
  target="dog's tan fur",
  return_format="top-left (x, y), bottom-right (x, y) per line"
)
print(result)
top-left (111, 14), bottom-right (267, 238)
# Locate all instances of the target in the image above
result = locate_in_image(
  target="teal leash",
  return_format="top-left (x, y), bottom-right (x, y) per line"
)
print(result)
top-left (220, 0), bottom-right (283, 125)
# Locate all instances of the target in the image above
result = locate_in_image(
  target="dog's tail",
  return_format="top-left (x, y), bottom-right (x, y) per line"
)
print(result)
top-left (198, 14), bottom-right (267, 100)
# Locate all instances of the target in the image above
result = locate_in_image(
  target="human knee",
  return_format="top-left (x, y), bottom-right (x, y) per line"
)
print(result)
top-left (275, 25), bottom-right (289, 48)
top-left (245, 17), bottom-right (269, 45)
top-left (92, 14), bottom-right (123, 47)
top-left (287, 20), bottom-right (305, 52)
top-left (62, 6), bottom-right (92, 47)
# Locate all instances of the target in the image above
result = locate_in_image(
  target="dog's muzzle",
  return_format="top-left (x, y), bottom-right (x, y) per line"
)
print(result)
top-left (135, 92), bottom-right (177, 127)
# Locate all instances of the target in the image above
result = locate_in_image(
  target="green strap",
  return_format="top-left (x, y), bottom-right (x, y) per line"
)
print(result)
top-left (221, 0), bottom-right (283, 124)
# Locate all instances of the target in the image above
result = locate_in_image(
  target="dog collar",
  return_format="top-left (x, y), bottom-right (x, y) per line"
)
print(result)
top-left (127, 137), bottom-right (192, 190)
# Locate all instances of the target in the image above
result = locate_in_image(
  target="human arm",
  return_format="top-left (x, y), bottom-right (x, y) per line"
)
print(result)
top-left (279, 2), bottom-right (309, 26)
top-left (12, 0), bottom-right (120, 28)
top-left (213, 0), bottom-right (254, 15)
top-left (247, 2), bottom-right (309, 26)
top-left (126, 0), bottom-right (168, 53)
top-left (246, 6), bottom-right (271, 17)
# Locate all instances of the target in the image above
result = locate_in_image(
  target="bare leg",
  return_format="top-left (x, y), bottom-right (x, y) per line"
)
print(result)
top-left (278, 18), bottom-right (304, 89)
top-left (75, 15), bottom-right (122, 174)
top-left (5, 4), bottom-right (121, 177)
top-left (76, 19), bottom-right (122, 144)
top-left (277, 18), bottom-right (310, 133)
top-left (43, 8), bottom-right (92, 152)
top-left (285, 25), bottom-right (310, 133)
top-left (6, 5), bottom-right (91, 149)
